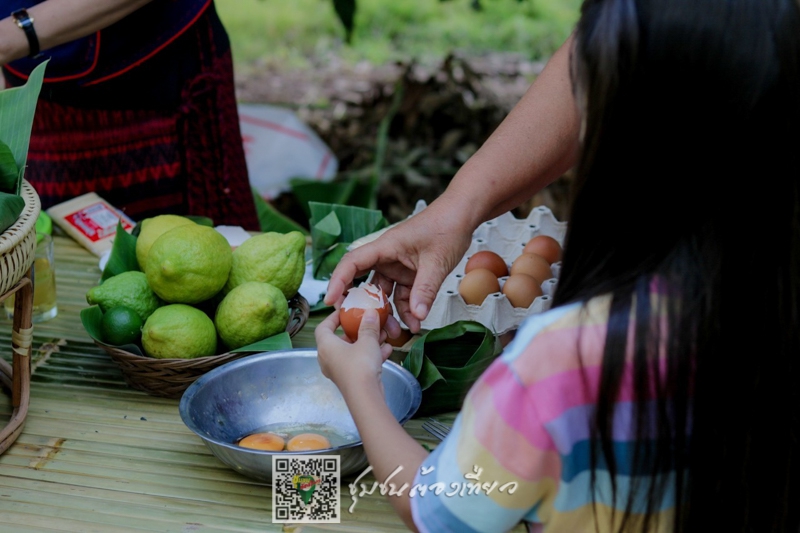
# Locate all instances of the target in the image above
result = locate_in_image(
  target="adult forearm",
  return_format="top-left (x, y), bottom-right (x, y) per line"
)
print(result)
top-left (0, 0), bottom-right (154, 65)
top-left (441, 34), bottom-right (581, 230)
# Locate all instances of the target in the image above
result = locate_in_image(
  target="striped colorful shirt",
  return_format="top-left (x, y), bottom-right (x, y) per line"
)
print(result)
top-left (410, 294), bottom-right (675, 533)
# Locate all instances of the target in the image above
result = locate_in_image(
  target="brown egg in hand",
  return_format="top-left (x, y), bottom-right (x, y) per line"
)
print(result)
top-left (339, 282), bottom-right (392, 341)
top-left (510, 253), bottom-right (553, 284)
top-left (502, 274), bottom-right (543, 308)
top-left (238, 432), bottom-right (286, 451)
top-left (286, 432), bottom-right (332, 451)
top-left (458, 268), bottom-right (501, 306)
top-left (523, 235), bottom-right (562, 264)
top-left (465, 250), bottom-right (509, 278)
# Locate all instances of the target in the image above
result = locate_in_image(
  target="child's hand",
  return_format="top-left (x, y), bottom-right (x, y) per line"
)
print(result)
top-left (315, 308), bottom-right (394, 394)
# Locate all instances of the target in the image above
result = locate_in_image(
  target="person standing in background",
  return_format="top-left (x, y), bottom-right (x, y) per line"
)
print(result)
top-left (0, 0), bottom-right (260, 230)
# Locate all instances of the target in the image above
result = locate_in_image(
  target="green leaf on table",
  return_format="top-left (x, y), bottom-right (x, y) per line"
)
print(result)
top-left (0, 191), bottom-right (24, 234)
top-left (402, 320), bottom-right (501, 417)
top-left (0, 60), bottom-right (47, 194)
top-left (416, 356), bottom-right (446, 390)
top-left (79, 305), bottom-right (144, 356)
top-left (101, 221), bottom-right (139, 281)
top-left (308, 202), bottom-right (388, 280)
top-left (314, 242), bottom-right (349, 280)
top-left (185, 215), bottom-right (214, 227)
top-left (0, 141), bottom-right (18, 193)
top-left (309, 301), bottom-right (334, 314)
top-left (230, 331), bottom-right (293, 353)
top-left (291, 177), bottom-right (364, 219)
top-left (313, 211), bottom-right (342, 249)
top-left (252, 188), bottom-right (309, 235)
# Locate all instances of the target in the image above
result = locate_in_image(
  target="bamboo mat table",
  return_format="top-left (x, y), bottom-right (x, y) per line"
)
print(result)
top-left (0, 234), bottom-right (467, 533)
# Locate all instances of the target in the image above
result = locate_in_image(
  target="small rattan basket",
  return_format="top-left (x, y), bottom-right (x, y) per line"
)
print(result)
top-left (0, 180), bottom-right (40, 455)
top-left (0, 181), bottom-right (39, 295)
top-left (95, 294), bottom-right (311, 399)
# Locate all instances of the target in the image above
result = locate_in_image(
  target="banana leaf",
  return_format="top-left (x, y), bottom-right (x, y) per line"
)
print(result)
top-left (290, 177), bottom-right (362, 219)
top-left (308, 201), bottom-right (388, 280)
top-left (402, 320), bottom-right (501, 417)
top-left (80, 305), bottom-right (144, 356)
top-left (0, 60), bottom-right (46, 195)
top-left (252, 188), bottom-right (308, 235)
top-left (185, 215), bottom-right (214, 227)
top-left (0, 141), bottom-right (17, 193)
top-left (231, 331), bottom-right (292, 353)
top-left (0, 191), bottom-right (25, 235)
top-left (101, 221), bottom-right (140, 281)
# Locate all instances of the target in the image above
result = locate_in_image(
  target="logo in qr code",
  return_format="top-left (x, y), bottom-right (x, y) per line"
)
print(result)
top-left (272, 455), bottom-right (341, 523)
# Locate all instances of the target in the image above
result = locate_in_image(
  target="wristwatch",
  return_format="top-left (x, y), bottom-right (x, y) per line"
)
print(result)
top-left (11, 8), bottom-right (41, 58)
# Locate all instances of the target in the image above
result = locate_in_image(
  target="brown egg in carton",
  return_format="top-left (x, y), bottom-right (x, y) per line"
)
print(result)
top-left (349, 200), bottom-right (568, 339)
top-left (349, 200), bottom-right (567, 341)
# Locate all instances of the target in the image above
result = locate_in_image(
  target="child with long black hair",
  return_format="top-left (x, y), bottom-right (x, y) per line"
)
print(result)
top-left (316, 0), bottom-right (800, 531)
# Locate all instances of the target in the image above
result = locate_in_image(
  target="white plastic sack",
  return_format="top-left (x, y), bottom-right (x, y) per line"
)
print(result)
top-left (238, 103), bottom-right (338, 200)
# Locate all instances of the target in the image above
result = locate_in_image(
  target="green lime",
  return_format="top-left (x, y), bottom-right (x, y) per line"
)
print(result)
top-left (224, 231), bottom-right (306, 299)
top-left (101, 306), bottom-right (143, 346)
top-left (145, 224), bottom-right (232, 304)
top-left (86, 271), bottom-right (161, 321)
top-left (215, 281), bottom-right (289, 350)
top-left (35, 212), bottom-right (52, 242)
top-left (141, 304), bottom-right (218, 359)
top-left (135, 214), bottom-right (196, 271)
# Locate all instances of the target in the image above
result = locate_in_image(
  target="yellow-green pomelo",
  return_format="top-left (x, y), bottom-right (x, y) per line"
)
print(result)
top-left (215, 282), bottom-right (289, 350)
top-left (141, 304), bottom-right (217, 359)
top-left (145, 224), bottom-right (232, 304)
top-left (86, 271), bottom-right (161, 321)
top-left (224, 231), bottom-right (306, 299)
top-left (135, 214), bottom-right (195, 271)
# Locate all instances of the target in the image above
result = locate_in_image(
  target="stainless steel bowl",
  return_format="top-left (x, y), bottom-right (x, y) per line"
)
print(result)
top-left (179, 348), bottom-right (422, 483)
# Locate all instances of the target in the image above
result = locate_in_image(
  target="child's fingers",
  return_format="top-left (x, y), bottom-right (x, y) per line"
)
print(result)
top-left (380, 343), bottom-right (393, 361)
top-left (356, 308), bottom-right (382, 345)
top-left (314, 311), bottom-right (342, 346)
top-left (320, 310), bottom-right (341, 330)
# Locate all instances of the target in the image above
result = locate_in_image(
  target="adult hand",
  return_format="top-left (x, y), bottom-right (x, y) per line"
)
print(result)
top-left (323, 35), bottom-right (580, 333)
top-left (315, 308), bottom-right (394, 394)
top-left (323, 197), bottom-right (475, 333)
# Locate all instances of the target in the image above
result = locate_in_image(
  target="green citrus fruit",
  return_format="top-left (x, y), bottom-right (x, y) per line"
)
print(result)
top-left (141, 304), bottom-right (217, 359)
top-left (145, 224), bottom-right (232, 304)
top-left (215, 281), bottom-right (289, 350)
top-left (224, 231), bottom-right (306, 299)
top-left (135, 214), bottom-right (195, 271)
top-left (86, 271), bottom-right (161, 322)
top-left (101, 306), bottom-right (143, 346)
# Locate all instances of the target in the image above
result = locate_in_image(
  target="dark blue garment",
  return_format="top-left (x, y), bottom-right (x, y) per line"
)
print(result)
top-left (1, 0), bottom-right (229, 110)
top-left (2, 0), bottom-right (210, 86)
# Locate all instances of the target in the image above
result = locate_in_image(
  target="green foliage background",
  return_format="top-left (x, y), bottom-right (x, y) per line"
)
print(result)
top-left (216, 0), bottom-right (581, 72)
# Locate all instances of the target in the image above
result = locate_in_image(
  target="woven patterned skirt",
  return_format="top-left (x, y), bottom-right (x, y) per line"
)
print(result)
top-left (18, 6), bottom-right (259, 230)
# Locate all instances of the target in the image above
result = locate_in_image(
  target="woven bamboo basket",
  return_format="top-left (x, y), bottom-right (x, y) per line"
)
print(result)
top-left (0, 180), bottom-right (40, 454)
top-left (0, 181), bottom-right (39, 295)
top-left (95, 294), bottom-right (311, 399)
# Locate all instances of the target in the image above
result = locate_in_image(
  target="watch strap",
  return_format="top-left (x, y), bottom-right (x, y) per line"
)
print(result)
top-left (11, 8), bottom-right (40, 58)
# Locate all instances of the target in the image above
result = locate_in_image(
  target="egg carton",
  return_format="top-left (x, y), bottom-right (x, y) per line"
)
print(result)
top-left (401, 200), bottom-right (567, 336)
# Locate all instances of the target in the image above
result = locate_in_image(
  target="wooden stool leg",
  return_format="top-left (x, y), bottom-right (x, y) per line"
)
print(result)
top-left (0, 269), bottom-right (33, 454)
